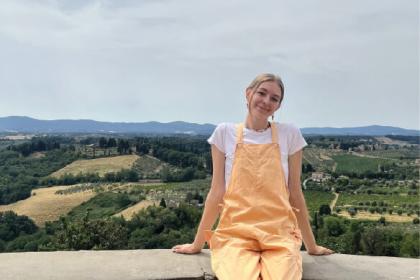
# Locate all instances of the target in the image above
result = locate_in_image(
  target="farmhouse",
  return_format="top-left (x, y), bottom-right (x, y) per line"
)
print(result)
top-left (311, 172), bottom-right (332, 182)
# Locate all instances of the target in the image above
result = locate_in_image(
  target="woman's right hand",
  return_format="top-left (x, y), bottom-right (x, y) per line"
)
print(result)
top-left (172, 243), bottom-right (202, 254)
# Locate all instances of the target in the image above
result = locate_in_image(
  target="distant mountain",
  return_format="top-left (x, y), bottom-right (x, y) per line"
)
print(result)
top-left (0, 116), bottom-right (215, 135)
top-left (301, 125), bottom-right (419, 136)
top-left (0, 116), bottom-right (418, 136)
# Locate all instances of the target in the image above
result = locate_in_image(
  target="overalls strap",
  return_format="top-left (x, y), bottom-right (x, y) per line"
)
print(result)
top-left (270, 122), bottom-right (278, 144)
top-left (235, 123), bottom-right (245, 144)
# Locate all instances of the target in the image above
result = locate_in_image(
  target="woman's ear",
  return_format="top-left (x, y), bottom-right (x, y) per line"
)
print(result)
top-left (245, 87), bottom-right (252, 103)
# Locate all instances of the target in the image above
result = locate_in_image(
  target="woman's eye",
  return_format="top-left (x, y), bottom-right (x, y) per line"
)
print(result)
top-left (271, 97), bottom-right (279, 103)
top-left (257, 91), bottom-right (265, 96)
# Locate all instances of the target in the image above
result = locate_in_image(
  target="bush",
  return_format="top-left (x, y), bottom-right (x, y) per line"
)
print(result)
top-left (0, 211), bottom-right (38, 242)
top-left (361, 227), bottom-right (386, 255)
top-left (400, 232), bottom-right (420, 257)
top-left (323, 216), bottom-right (346, 237)
top-left (55, 217), bottom-right (128, 250)
top-left (348, 207), bottom-right (357, 217)
top-left (0, 239), bottom-right (5, 252)
top-left (378, 217), bottom-right (386, 225)
top-left (319, 204), bottom-right (331, 216)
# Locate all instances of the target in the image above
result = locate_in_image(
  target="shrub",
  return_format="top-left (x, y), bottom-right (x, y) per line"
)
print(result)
top-left (323, 216), bottom-right (346, 237)
top-left (319, 204), bottom-right (331, 216)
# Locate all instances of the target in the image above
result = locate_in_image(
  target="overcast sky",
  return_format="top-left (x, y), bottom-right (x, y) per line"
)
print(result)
top-left (0, 0), bottom-right (418, 129)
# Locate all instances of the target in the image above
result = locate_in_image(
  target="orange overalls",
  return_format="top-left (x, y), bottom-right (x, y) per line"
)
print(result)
top-left (204, 122), bottom-right (303, 280)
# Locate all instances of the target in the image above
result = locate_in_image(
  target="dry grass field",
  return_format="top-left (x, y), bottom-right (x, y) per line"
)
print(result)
top-left (375, 136), bottom-right (412, 146)
top-left (0, 185), bottom-right (96, 226)
top-left (50, 155), bottom-right (140, 177)
top-left (113, 199), bottom-right (158, 220)
top-left (29, 151), bottom-right (46, 159)
top-left (338, 211), bottom-right (416, 223)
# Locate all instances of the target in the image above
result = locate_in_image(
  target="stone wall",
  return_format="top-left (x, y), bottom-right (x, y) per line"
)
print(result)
top-left (0, 250), bottom-right (418, 280)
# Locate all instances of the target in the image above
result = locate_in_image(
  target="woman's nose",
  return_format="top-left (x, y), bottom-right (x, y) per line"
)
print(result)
top-left (262, 96), bottom-right (270, 105)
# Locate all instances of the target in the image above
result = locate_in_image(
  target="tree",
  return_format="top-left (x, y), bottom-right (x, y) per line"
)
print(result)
top-left (136, 144), bottom-right (149, 155)
top-left (193, 191), bottom-right (204, 204)
top-left (348, 207), bottom-right (357, 217)
top-left (378, 217), bottom-right (386, 225)
top-left (160, 198), bottom-right (167, 208)
top-left (99, 137), bottom-right (107, 148)
top-left (185, 192), bottom-right (193, 203)
top-left (55, 217), bottom-right (128, 250)
top-left (323, 216), bottom-right (346, 237)
top-left (0, 239), bottom-right (5, 252)
top-left (361, 227), bottom-right (386, 255)
top-left (0, 211), bottom-right (38, 242)
top-left (107, 138), bottom-right (117, 148)
top-left (319, 204), bottom-right (331, 216)
top-left (346, 221), bottom-right (362, 254)
top-left (400, 232), bottom-right (420, 257)
top-left (117, 139), bottom-right (130, 155)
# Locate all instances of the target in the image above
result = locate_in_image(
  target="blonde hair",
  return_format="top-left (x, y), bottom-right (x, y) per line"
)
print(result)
top-left (247, 73), bottom-right (285, 103)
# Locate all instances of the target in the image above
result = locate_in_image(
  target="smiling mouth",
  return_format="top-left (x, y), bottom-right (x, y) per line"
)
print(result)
top-left (257, 106), bottom-right (269, 112)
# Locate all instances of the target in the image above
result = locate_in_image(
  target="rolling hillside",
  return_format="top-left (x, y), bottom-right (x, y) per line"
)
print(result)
top-left (50, 155), bottom-right (140, 177)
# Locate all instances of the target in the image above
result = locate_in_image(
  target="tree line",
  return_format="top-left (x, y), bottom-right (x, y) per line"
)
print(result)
top-left (7, 137), bottom-right (67, 157)
top-left (0, 148), bottom-right (79, 205)
top-left (0, 202), bottom-right (201, 252)
top-left (0, 204), bottom-right (418, 258)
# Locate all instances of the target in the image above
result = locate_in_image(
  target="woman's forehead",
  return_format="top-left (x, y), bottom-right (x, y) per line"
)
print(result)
top-left (257, 82), bottom-right (282, 96)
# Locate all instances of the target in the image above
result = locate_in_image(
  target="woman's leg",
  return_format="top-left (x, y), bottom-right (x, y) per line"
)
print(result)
top-left (259, 249), bottom-right (302, 280)
top-left (211, 239), bottom-right (262, 280)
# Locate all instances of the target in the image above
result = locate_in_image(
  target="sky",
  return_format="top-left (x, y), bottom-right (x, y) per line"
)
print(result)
top-left (0, 0), bottom-right (418, 129)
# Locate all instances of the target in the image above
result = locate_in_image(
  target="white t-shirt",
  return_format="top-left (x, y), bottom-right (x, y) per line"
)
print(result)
top-left (207, 122), bottom-right (308, 190)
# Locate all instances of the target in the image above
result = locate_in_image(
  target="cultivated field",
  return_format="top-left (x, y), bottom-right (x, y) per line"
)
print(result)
top-left (331, 154), bottom-right (395, 174)
top-left (0, 185), bottom-right (95, 226)
top-left (362, 149), bottom-right (419, 159)
top-left (50, 155), bottom-right (140, 177)
top-left (338, 211), bottom-right (415, 223)
top-left (336, 193), bottom-right (420, 209)
top-left (113, 199), bottom-right (158, 220)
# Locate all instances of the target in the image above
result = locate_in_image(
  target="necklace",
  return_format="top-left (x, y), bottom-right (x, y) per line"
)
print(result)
top-left (247, 122), bottom-right (271, 133)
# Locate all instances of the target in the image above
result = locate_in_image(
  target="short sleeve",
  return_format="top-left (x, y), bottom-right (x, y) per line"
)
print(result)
top-left (288, 124), bottom-right (308, 155)
top-left (207, 123), bottom-right (226, 154)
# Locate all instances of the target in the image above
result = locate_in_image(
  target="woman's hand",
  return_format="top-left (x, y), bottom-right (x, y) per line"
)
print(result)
top-left (172, 243), bottom-right (202, 254)
top-left (307, 245), bottom-right (335, 256)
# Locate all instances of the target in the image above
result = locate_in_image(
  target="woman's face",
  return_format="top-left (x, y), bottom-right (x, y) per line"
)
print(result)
top-left (246, 81), bottom-right (282, 120)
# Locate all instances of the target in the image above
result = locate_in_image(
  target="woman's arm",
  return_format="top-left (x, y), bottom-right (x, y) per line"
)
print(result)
top-left (172, 144), bottom-right (226, 254)
top-left (288, 149), bottom-right (334, 255)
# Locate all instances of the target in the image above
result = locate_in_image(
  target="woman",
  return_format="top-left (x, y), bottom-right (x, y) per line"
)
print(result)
top-left (172, 73), bottom-right (334, 279)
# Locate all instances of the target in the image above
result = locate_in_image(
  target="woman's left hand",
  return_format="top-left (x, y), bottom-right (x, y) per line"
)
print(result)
top-left (307, 245), bottom-right (335, 256)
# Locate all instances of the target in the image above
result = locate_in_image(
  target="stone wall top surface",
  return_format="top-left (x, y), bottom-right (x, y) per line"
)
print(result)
top-left (0, 249), bottom-right (419, 280)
